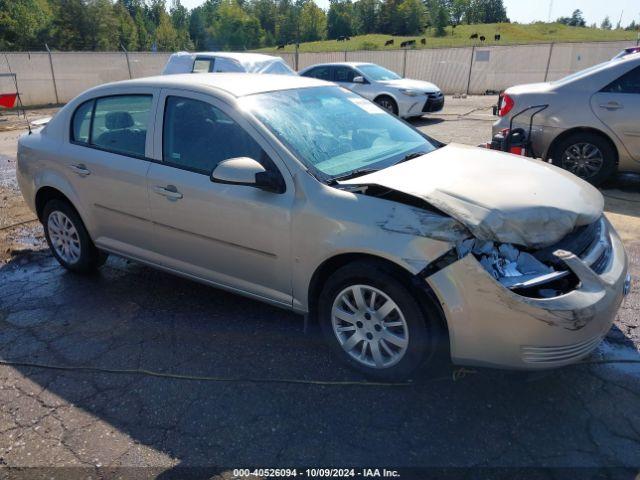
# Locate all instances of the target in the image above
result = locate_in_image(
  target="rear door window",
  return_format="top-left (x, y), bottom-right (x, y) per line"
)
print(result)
top-left (602, 66), bottom-right (640, 94)
top-left (90, 95), bottom-right (152, 157)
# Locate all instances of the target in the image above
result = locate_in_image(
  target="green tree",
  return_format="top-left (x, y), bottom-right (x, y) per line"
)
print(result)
top-left (189, 7), bottom-right (208, 49)
top-left (398, 0), bottom-right (424, 35)
top-left (0, 0), bottom-right (51, 50)
top-left (447, 0), bottom-right (469, 25)
top-left (625, 20), bottom-right (638, 31)
top-left (170, 0), bottom-right (193, 49)
top-left (377, 0), bottom-right (401, 34)
top-left (299, 1), bottom-right (326, 41)
top-left (209, 0), bottom-right (263, 49)
top-left (427, 0), bottom-right (448, 36)
top-left (600, 16), bottom-right (612, 30)
top-left (250, 0), bottom-right (278, 37)
top-left (134, 8), bottom-right (150, 49)
top-left (50, 0), bottom-right (92, 49)
top-left (467, 0), bottom-right (507, 24)
top-left (114, 1), bottom-right (139, 50)
top-left (353, 0), bottom-right (379, 34)
top-left (558, 9), bottom-right (585, 27)
top-left (155, 12), bottom-right (179, 50)
top-left (327, 0), bottom-right (354, 38)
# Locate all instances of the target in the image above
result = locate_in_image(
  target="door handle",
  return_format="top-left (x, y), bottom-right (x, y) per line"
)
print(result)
top-left (599, 102), bottom-right (622, 110)
top-left (68, 163), bottom-right (91, 176)
top-left (153, 185), bottom-right (183, 200)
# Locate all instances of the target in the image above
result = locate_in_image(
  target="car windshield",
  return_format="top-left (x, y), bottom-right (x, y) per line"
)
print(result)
top-left (357, 64), bottom-right (402, 81)
top-left (240, 86), bottom-right (435, 180)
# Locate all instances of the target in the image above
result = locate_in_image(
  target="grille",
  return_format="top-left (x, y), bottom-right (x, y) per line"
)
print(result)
top-left (521, 334), bottom-right (604, 364)
top-left (422, 92), bottom-right (444, 112)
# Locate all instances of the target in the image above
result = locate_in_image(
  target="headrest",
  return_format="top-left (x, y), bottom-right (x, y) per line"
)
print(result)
top-left (105, 111), bottom-right (134, 130)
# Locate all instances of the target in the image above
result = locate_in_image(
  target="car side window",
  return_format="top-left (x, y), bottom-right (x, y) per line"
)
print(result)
top-left (601, 66), bottom-right (640, 94)
top-left (334, 66), bottom-right (356, 83)
top-left (89, 95), bottom-right (152, 157)
top-left (193, 58), bottom-right (213, 73)
top-left (71, 100), bottom-right (94, 144)
top-left (162, 96), bottom-right (265, 175)
top-left (305, 66), bottom-right (332, 81)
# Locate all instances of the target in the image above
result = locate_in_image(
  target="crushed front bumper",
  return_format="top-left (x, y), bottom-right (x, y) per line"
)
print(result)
top-left (426, 218), bottom-right (629, 369)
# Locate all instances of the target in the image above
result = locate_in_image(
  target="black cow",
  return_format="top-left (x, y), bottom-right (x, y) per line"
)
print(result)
top-left (420, 38), bottom-right (426, 45)
top-left (337, 36), bottom-right (346, 41)
top-left (276, 44), bottom-right (285, 49)
top-left (400, 39), bottom-right (416, 48)
top-left (494, 34), bottom-right (501, 41)
top-left (384, 39), bottom-right (394, 46)
top-left (479, 35), bottom-right (486, 42)
top-left (470, 33), bottom-right (478, 39)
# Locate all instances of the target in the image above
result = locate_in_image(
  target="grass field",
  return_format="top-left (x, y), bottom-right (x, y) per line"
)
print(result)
top-left (259, 23), bottom-right (639, 53)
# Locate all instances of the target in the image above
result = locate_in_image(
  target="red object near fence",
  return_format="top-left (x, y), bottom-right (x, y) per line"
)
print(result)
top-left (0, 93), bottom-right (18, 108)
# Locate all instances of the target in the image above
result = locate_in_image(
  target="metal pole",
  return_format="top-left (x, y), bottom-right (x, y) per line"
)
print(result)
top-left (295, 44), bottom-right (299, 71)
top-left (121, 44), bottom-right (133, 79)
top-left (543, 42), bottom-right (554, 82)
top-left (465, 45), bottom-right (475, 95)
top-left (44, 44), bottom-right (59, 104)
top-left (402, 48), bottom-right (407, 77)
top-left (344, 50), bottom-right (347, 61)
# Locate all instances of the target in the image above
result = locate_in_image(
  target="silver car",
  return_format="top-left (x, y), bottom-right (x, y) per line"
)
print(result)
top-left (493, 52), bottom-right (640, 186)
top-left (17, 74), bottom-right (629, 380)
top-left (299, 62), bottom-right (444, 118)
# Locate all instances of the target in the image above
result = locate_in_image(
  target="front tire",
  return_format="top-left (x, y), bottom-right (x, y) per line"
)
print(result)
top-left (318, 260), bottom-right (436, 380)
top-left (374, 95), bottom-right (399, 116)
top-left (550, 132), bottom-right (616, 186)
top-left (43, 199), bottom-right (107, 273)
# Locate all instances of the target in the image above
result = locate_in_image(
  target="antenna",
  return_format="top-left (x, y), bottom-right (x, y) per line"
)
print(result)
top-left (548, 0), bottom-right (553, 22)
top-left (618, 10), bottom-right (623, 28)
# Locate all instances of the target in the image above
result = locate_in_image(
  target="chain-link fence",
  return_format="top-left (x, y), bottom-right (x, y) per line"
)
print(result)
top-left (0, 40), bottom-right (634, 107)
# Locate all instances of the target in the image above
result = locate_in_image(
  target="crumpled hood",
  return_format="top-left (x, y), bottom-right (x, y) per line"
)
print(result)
top-left (377, 78), bottom-right (439, 92)
top-left (341, 143), bottom-right (604, 248)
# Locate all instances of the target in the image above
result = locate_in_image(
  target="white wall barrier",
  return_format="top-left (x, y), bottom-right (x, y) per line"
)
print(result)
top-left (0, 41), bottom-right (634, 106)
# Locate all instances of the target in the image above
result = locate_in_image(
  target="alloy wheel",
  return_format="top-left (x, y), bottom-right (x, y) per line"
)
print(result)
top-left (561, 142), bottom-right (604, 179)
top-left (47, 210), bottom-right (81, 264)
top-left (331, 284), bottom-right (409, 369)
top-left (375, 98), bottom-right (396, 114)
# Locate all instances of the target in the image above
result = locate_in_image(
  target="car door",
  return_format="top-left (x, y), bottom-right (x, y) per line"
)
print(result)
top-left (146, 89), bottom-right (294, 306)
top-left (66, 89), bottom-right (157, 256)
top-left (591, 64), bottom-right (640, 162)
top-left (333, 66), bottom-right (376, 101)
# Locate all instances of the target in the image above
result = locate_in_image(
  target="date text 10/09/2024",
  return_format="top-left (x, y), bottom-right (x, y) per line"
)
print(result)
top-left (232, 469), bottom-right (401, 478)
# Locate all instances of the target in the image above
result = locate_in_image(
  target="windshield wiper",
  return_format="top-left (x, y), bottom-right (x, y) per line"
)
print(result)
top-left (328, 167), bottom-right (379, 184)
top-left (394, 151), bottom-right (428, 165)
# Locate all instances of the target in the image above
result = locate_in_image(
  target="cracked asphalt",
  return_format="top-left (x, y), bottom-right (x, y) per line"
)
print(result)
top-left (1, 98), bottom-right (640, 477)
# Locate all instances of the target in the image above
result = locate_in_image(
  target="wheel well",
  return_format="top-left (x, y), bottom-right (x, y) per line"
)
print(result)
top-left (546, 127), bottom-right (619, 165)
top-left (35, 187), bottom-right (72, 221)
top-left (307, 253), bottom-right (448, 338)
top-left (373, 94), bottom-right (396, 106)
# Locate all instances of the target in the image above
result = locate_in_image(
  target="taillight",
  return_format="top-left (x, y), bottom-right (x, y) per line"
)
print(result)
top-left (498, 94), bottom-right (514, 117)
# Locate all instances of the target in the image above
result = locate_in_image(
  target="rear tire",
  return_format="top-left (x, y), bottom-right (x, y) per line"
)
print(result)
top-left (550, 132), bottom-right (616, 186)
top-left (318, 260), bottom-right (438, 381)
top-left (374, 95), bottom-right (399, 116)
top-left (43, 199), bottom-right (107, 273)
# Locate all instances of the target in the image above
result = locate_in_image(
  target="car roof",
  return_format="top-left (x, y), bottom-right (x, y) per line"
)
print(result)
top-left (170, 51), bottom-right (283, 63)
top-left (300, 62), bottom-right (373, 70)
top-left (97, 73), bottom-right (331, 97)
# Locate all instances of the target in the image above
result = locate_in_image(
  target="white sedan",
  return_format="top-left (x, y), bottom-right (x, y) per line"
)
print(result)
top-left (299, 62), bottom-right (444, 118)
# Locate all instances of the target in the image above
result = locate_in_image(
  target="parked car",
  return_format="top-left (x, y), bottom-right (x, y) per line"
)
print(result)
top-left (299, 62), bottom-right (444, 118)
top-left (493, 51), bottom-right (640, 186)
top-left (163, 51), bottom-right (296, 75)
top-left (17, 74), bottom-right (629, 380)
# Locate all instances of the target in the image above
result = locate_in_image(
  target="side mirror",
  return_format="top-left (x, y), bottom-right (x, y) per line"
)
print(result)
top-left (353, 76), bottom-right (366, 84)
top-left (211, 157), bottom-right (284, 193)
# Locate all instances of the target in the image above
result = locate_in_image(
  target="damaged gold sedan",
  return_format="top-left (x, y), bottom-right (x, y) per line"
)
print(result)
top-left (17, 74), bottom-right (631, 380)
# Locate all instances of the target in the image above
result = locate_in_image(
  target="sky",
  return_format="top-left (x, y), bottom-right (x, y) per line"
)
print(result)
top-left (177, 0), bottom-right (640, 28)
